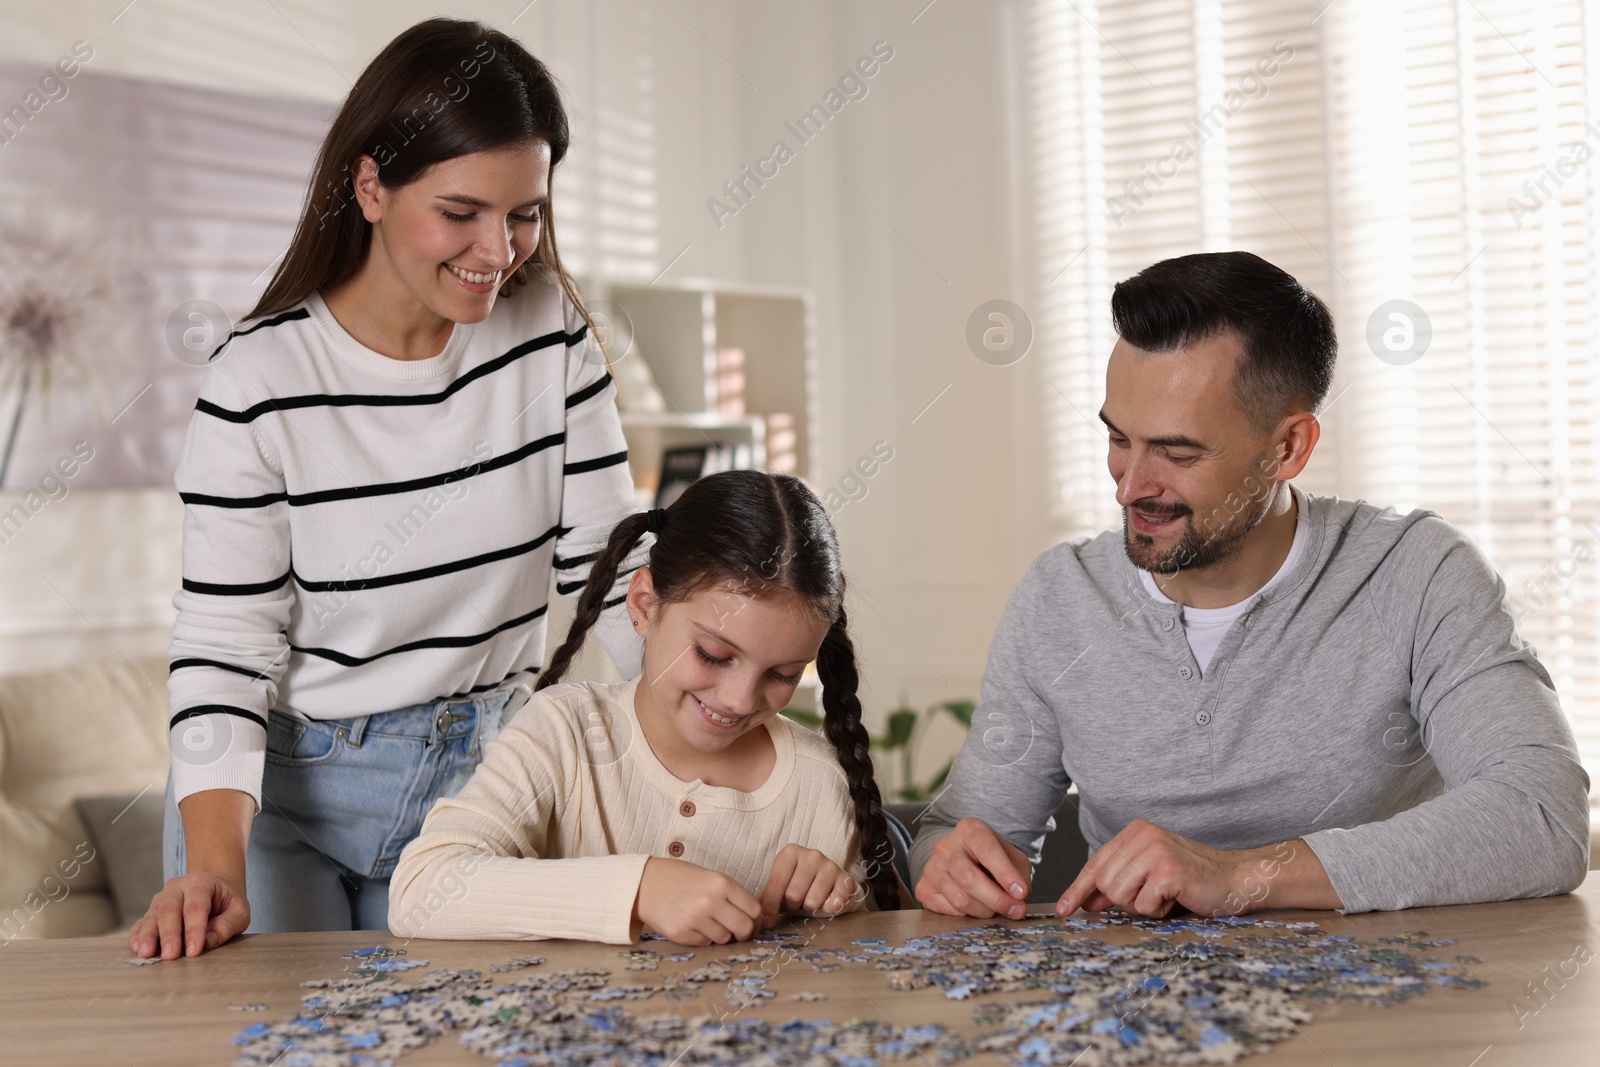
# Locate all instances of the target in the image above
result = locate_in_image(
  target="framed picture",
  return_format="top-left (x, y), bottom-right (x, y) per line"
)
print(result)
top-left (0, 58), bottom-right (327, 489)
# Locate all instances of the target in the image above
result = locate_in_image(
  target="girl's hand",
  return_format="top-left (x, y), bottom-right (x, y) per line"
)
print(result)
top-left (128, 871), bottom-right (250, 959)
top-left (758, 843), bottom-right (857, 928)
top-left (635, 857), bottom-right (763, 945)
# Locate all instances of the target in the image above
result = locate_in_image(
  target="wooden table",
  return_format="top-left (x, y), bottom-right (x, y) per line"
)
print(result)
top-left (4, 874), bottom-right (1598, 1067)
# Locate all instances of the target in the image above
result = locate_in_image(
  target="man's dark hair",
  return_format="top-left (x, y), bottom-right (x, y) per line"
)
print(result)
top-left (1110, 251), bottom-right (1336, 432)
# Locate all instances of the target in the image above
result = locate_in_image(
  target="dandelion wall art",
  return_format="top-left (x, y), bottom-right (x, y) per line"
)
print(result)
top-left (0, 209), bottom-right (115, 487)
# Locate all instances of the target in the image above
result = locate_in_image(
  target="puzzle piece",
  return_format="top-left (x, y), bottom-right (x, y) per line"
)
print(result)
top-left (350, 957), bottom-right (427, 974)
top-left (619, 949), bottom-right (663, 971)
top-left (488, 955), bottom-right (546, 973)
top-left (340, 946), bottom-right (404, 960)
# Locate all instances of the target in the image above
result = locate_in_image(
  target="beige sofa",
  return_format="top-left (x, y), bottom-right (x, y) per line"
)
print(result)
top-left (0, 489), bottom-right (623, 943)
top-left (0, 656), bottom-right (169, 940)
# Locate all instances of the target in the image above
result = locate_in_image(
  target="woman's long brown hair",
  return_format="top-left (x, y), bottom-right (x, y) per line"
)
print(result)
top-left (539, 470), bottom-right (901, 912)
top-left (246, 17), bottom-right (589, 329)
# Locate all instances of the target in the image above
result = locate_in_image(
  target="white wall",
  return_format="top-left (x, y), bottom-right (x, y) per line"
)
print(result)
top-left (715, 2), bottom-right (1049, 737)
top-left (0, 0), bottom-right (1053, 768)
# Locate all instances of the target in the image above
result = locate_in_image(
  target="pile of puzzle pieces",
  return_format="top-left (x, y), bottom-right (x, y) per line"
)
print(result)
top-left (200, 914), bottom-right (1485, 1066)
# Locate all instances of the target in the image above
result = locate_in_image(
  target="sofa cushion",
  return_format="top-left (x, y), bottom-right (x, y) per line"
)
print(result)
top-left (75, 791), bottom-right (166, 931)
top-left (0, 655), bottom-right (168, 939)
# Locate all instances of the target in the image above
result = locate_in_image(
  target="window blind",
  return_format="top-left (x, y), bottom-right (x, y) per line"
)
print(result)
top-left (1031, 0), bottom-right (1600, 790)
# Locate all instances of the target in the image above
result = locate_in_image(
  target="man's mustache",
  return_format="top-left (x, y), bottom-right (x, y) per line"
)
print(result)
top-left (1127, 500), bottom-right (1190, 519)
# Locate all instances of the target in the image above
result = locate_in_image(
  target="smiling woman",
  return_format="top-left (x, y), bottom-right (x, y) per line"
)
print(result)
top-left (247, 19), bottom-right (589, 352)
top-left (133, 18), bottom-right (650, 962)
top-left (316, 142), bottom-right (553, 359)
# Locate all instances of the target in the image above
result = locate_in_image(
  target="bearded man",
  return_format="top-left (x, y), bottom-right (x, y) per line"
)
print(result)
top-left (911, 251), bottom-right (1589, 918)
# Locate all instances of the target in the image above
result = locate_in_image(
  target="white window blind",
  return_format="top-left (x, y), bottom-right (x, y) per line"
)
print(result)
top-left (1031, 0), bottom-right (1600, 790)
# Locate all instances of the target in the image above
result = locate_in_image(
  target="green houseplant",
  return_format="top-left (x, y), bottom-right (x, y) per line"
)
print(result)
top-left (783, 698), bottom-right (975, 802)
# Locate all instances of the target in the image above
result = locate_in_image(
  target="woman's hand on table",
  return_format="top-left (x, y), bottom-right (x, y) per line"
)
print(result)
top-left (128, 870), bottom-right (250, 959)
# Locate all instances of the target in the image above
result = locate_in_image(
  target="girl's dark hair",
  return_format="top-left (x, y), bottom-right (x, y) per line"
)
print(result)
top-left (246, 17), bottom-right (589, 328)
top-left (539, 469), bottom-right (900, 912)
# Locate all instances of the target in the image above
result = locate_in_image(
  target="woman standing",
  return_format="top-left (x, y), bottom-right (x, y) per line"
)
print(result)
top-left (132, 18), bottom-right (647, 957)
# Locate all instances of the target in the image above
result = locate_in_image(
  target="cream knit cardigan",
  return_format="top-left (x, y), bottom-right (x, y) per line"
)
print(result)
top-left (388, 675), bottom-right (869, 943)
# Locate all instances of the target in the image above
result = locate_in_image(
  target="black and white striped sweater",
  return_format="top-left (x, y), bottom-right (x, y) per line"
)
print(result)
top-left (167, 280), bottom-right (648, 811)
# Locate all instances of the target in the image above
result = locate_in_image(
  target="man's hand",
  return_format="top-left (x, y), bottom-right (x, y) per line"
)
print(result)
top-left (1055, 819), bottom-right (1337, 918)
top-left (757, 844), bottom-right (856, 928)
top-left (915, 817), bottom-right (1032, 919)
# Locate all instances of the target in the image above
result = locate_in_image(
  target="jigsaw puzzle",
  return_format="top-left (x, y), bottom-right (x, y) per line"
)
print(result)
top-left (162, 912), bottom-right (1486, 1066)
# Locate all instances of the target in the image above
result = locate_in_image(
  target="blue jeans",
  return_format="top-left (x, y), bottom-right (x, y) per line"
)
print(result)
top-left (162, 685), bottom-right (522, 933)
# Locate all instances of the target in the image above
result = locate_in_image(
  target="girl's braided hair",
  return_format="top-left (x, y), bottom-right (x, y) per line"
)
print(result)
top-left (539, 469), bottom-right (899, 910)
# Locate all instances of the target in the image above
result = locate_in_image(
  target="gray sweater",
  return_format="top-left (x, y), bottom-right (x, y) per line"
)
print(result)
top-left (910, 487), bottom-right (1591, 913)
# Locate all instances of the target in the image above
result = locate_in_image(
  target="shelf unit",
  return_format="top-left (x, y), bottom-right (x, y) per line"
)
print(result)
top-left (584, 277), bottom-right (817, 506)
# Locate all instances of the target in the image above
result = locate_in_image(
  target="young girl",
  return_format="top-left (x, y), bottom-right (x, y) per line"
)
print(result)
top-left (132, 19), bottom-right (648, 959)
top-left (388, 469), bottom-right (901, 944)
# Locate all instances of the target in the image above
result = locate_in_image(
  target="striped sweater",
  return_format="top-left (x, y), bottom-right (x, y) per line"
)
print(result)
top-left (167, 280), bottom-right (649, 812)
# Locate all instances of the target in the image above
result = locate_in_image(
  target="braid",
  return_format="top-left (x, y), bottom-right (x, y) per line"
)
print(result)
top-left (537, 512), bottom-right (650, 691)
top-left (574, 472), bottom-right (891, 906)
top-left (815, 606), bottom-right (900, 911)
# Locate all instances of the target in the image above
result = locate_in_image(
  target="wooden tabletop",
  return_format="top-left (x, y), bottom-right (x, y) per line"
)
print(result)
top-left (3, 874), bottom-right (1598, 1067)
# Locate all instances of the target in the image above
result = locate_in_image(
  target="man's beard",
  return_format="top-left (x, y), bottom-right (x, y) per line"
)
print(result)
top-left (1122, 483), bottom-right (1274, 577)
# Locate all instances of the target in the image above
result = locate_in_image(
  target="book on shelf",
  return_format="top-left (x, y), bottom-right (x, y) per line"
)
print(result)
top-left (655, 441), bottom-right (756, 508)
